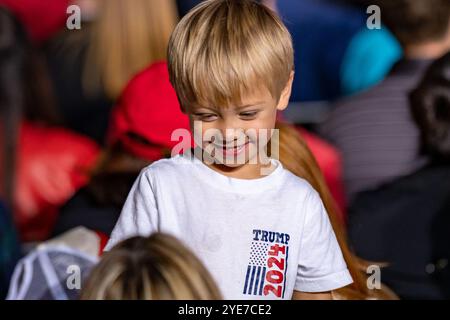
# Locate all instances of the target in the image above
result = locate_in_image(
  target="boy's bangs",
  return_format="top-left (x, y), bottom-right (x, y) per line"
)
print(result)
top-left (168, 0), bottom-right (294, 110)
top-left (190, 51), bottom-right (272, 109)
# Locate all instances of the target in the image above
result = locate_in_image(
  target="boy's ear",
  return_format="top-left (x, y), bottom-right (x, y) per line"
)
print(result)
top-left (276, 71), bottom-right (295, 111)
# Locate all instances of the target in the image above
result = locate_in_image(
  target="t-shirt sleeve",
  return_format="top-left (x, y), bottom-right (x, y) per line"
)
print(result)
top-left (104, 168), bottom-right (159, 251)
top-left (294, 188), bottom-right (353, 293)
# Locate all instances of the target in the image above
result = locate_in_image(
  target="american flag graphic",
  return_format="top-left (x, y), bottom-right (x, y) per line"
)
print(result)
top-left (242, 240), bottom-right (289, 298)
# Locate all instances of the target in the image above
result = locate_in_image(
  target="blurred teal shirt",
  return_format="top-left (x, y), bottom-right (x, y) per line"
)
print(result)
top-left (340, 26), bottom-right (403, 96)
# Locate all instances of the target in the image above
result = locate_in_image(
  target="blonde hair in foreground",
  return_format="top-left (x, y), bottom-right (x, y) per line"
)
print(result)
top-left (85, 0), bottom-right (178, 100)
top-left (80, 233), bottom-right (222, 300)
top-left (168, 0), bottom-right (294, 110)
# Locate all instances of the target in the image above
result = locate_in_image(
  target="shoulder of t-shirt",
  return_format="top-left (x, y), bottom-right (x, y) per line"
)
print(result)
top-left (280, 167), bottom-right (319, 200)
top-left (139, 154), bottom-right (191, 178)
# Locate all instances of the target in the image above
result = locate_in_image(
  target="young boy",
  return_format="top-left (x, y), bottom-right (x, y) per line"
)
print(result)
top-left (105, 0), bottom-right (353, 300)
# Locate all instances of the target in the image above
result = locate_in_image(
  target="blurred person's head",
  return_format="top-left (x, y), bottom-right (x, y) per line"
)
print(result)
top-left (168, 0), bottom-right (294, 172)
top-left (378, 0), bottom-right (450, 59)
top-left (0, 7), bottom-right (59, 124)
top-left (80, 233), bottom-right (222, 300)
top-left (274, 122), bottom-right (398, 300)
top-left (87, 62), bottom-right (190, 207)
top-left (410, 51), bottom-right (450, 162)
top-left (85, 0), bottom-right (179, 100)
top-left (0, 7), bottom-right (59, 205)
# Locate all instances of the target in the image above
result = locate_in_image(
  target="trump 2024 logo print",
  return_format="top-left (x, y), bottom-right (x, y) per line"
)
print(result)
top-left (243, 229), bottom-right (290, 298)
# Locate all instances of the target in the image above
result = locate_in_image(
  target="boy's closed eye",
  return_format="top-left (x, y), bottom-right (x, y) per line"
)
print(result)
top-left (193, 113), bottom-right (219, 122)
top-left (193, 111), bottom-right (259, 121)
top-left (239, 110), bottom-right (259, 120)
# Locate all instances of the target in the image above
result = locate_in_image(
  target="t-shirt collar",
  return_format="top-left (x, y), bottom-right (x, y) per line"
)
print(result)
top-left (179, 151), bottom-right (286, 194)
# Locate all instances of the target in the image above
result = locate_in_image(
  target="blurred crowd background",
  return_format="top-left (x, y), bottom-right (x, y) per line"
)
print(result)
top-left (0, 0), bottom-right (449, 300)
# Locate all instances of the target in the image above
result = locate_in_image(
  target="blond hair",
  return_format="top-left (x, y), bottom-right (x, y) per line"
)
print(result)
top-left (167, 0), bottom-right (294, 110)
top-left (80, 233), bottom-right (222, 300)
top-left (85, 0), bottom-right (178, 100)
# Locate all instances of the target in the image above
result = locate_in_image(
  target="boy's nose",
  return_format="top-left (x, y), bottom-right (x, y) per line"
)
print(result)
top-left (219, 117), bottom-right (245, 132)
top-left (219, 128), bottom-right (246, 145)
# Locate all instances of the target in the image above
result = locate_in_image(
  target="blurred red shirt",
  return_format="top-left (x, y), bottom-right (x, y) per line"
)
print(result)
top-left (1, 122), bottom-right (100, 242)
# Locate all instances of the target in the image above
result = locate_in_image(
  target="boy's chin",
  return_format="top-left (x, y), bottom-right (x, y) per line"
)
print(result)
top-left (211, 154), bottom-right (262, 168)
top-left (210, 156), bottom-right (249, 168)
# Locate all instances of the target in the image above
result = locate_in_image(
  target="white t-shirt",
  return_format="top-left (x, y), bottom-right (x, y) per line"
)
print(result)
top-left (105, 153), bottom-right (353, 299)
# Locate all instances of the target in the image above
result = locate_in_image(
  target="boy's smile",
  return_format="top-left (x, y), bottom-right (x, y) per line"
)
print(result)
top-left (211, 138), bottom-right (250, 157)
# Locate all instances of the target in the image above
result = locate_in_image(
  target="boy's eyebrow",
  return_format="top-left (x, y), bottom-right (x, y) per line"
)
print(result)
top-left (191, 102), bottom-right (265, 112)
top-left (235, 102), bottom-right (265, 110)
top-left (191, 106), bottom-right (219, 112)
